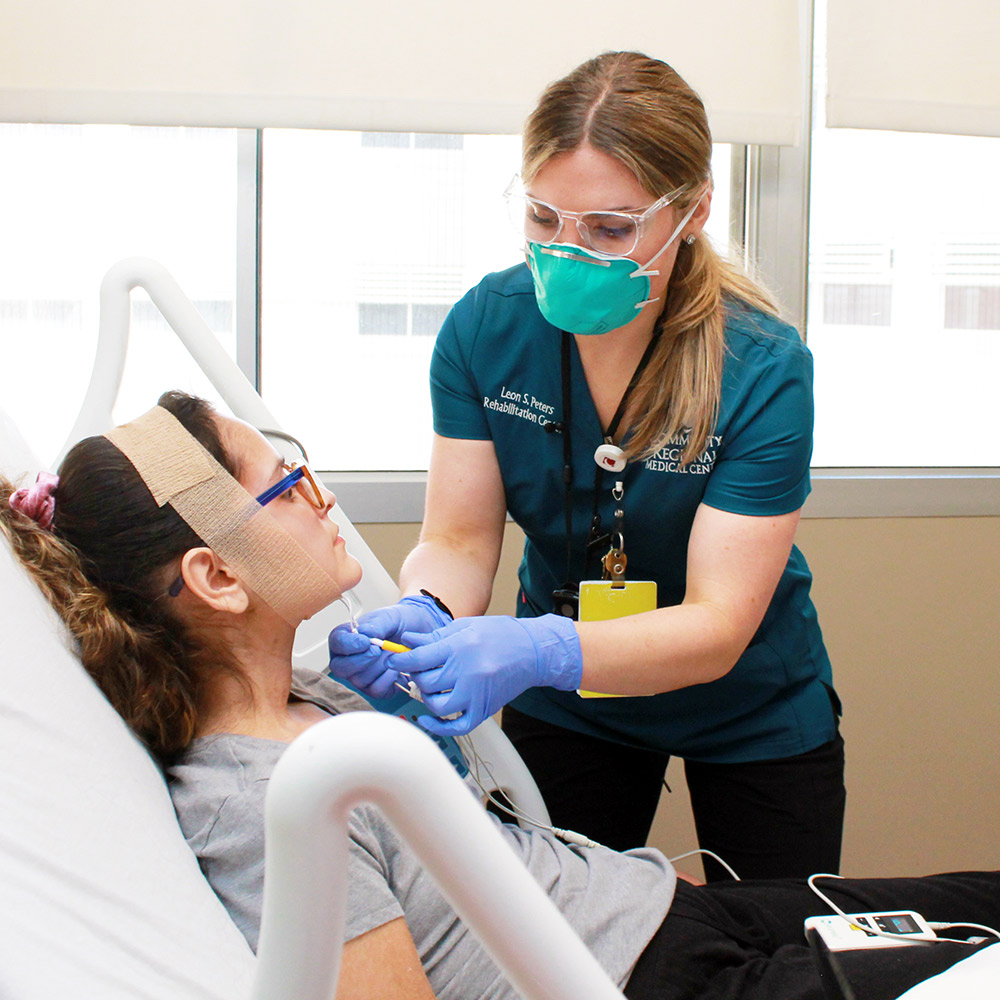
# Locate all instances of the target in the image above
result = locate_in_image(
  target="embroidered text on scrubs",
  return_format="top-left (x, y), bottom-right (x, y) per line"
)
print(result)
top-left (483, 387), bottom-right (557, 425)
top-left (643, 433), bottom-right (722, 475)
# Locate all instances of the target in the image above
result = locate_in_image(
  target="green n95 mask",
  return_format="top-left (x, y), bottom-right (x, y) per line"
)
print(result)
top-left (526, 194), bottom-right (703, 336)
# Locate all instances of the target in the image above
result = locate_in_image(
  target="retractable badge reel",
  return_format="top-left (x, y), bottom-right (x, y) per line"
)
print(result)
top-left (594, 442), bottom-right (627, 473)
top-left (576, 471), bottom-right (658, 700)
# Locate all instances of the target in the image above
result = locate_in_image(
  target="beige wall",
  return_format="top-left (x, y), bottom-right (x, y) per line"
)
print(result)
top-left (357, 516), bottom-right (1000, 883)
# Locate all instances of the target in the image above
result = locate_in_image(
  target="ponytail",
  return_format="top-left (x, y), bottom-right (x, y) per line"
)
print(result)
top-left (626, 236), bottom-right (782, 464)
top-left (523, 51), bottom-right (786, 465)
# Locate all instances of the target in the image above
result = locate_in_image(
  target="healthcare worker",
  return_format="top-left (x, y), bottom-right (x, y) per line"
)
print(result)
top-left (329, 50), bottom-right (845, 879)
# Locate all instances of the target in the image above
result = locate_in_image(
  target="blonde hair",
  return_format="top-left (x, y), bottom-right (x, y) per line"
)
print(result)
top-left (523, 51), bottom-right (782, 463)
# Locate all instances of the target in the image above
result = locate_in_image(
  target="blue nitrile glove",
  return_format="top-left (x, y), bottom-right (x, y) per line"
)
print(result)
top-left (389, 614), bottom-right (582, 737)
top-left (357, 592), bottom-right (454, 644)
top-left (326, 624), bottom-right (400, 698)
top-left (327, 594), bottom-right (453, 699)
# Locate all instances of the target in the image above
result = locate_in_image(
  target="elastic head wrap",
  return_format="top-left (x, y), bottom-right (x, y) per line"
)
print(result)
top-left (105, 406), bottom-right (342, 626)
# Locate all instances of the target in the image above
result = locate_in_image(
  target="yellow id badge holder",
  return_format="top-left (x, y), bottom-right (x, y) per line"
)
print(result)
top-left (576, 578), bottom-right (657, 698)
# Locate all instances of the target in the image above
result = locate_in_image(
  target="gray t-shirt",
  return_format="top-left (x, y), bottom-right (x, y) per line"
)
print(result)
top-left (168, 669), bottom-right (676, 999)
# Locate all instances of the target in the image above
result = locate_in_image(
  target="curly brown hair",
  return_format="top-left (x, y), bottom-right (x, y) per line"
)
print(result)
top-left (0, 391), bottom-right (244, 764)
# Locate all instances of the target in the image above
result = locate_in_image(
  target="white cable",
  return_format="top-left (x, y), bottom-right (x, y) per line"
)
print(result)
top-left (668, 849), bottom-right (741, 881)
top-left (338, 593), bottom-right (359, 632)
top-left (439, 745), bottom-right (1000, 945)
top-left (807, 874), bottom-right (988, 946)
top-left (928, 921), bottom-right (1000, 940)
top-left (455, 735), bottom-right (552, 831)
top-left (552, 828), bottom-right (601, 849)
top-left (456, 736), bottom-right (741, 864)
top-left (454, 735), bottom-right (599, 847)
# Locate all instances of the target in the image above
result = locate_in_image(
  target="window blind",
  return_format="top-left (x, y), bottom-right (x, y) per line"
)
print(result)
top-left (1, 0), bottom-right (803, 145)
top-left (827, 0), bottom-right (1000, 137)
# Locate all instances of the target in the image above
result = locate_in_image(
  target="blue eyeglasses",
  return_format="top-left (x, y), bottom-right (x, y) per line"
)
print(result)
top-left (167, 462), bottom-right (325, 597)
top-left (253, 462), bottom-right (325, 509)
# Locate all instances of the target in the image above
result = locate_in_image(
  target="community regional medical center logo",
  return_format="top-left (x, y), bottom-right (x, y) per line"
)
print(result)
top-left (644, 433), bottom-right (721, 475)
top-left (482, 386), bottom-right (721, 475)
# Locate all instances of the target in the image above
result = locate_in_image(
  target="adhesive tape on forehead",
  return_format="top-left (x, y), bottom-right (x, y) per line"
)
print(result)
top-left (104, 406), bottom-right (341, 627)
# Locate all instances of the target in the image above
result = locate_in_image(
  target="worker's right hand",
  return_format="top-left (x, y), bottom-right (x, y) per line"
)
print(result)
top-left (326, 594), bottom-right (453, 698)
top-left (391, 613), bottom-right (583, 735)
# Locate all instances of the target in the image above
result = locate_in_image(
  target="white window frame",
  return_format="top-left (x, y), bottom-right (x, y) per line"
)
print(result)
top-left (234, 2), bottom-right (1000, 522)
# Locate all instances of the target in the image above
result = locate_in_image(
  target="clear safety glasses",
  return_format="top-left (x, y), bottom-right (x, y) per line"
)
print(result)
top-left (167, 462), bottom-right (325, 597)
top-left (503, 174), bottom-right (681, 256)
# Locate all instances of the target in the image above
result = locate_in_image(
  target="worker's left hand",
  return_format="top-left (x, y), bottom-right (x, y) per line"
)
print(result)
top-left (387, 614), bottom-right (582, 736)
top-left (326, 624), bottom-right (401, 699)
top-left (327, 593), bottom-right (453, 699)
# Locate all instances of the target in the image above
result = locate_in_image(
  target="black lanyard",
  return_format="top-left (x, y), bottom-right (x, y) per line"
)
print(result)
top-left (555, 329), bottom-right (662, 586)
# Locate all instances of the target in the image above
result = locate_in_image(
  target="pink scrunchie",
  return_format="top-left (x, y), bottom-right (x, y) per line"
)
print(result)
top-left (9, 472), bottom-right (59, 530)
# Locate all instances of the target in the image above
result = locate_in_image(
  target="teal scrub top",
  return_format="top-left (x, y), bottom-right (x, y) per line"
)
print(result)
top-left (430, 263), bottom-right (836, 764)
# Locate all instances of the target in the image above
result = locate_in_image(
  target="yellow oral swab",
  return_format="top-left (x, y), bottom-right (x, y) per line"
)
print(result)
top-left (368, 637), bottom-right (411, 654)
top-left (367, 637), bottom-right (419, 699)
top-left (368, 637), bottom-right (458, 713)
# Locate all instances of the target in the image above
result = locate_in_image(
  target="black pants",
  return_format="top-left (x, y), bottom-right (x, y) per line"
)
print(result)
top-left (624, 872), bottom-right (1000, 1000)
top-left (501, 707), bottom-right (846, 880)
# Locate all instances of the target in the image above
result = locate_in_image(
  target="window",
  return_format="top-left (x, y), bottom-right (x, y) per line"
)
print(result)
top-left (822, 284), bottom-right (892, 326)
top-left (260, 131), bottom-right (732, 472)
top-left (358, 303), bottom-right (409, 336)
top-left (6, 43), bottom-right (994, 516)
top-left (945, 285), bottom-right (1000, 330)
top-left (942, 244), bottom-right (1000, 330)
top-left (807, 18), bottom-right (1000, 468)
top-left (259, 129), bottom-right (520, 471)
top-left (0, 124), bottom-right (238, 465)
top-left (814, 243), bottom-right (893, 326)
top-left (357, 302), bottom-right (454, 337)
top-left (0, 123), bottom-right (728, 480)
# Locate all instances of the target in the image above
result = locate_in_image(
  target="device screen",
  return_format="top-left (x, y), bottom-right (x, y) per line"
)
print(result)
top-left (859, 914), bottom-right (922, 935)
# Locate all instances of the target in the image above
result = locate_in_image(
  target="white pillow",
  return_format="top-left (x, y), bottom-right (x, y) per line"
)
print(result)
top-left (0, 496), bottom-right (254, 998)
top-left (0, 407), bottom-right (43, 483)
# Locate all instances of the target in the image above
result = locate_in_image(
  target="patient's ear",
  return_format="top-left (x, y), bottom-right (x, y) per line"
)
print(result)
top-left (179, 547), bottom-right (250, 615)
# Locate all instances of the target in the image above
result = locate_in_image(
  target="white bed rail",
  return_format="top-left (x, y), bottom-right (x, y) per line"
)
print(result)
top-left (55, 255), bottom-right (398, 616)
top-left (254, 712), bottom-right (625, 1000)
top-left (53, 256), bottom-right (549, 831)
top-left (59, 257), bottom-right (276, 457)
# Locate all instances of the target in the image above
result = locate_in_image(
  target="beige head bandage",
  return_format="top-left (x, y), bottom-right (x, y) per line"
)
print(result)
top-left (105, 406), bottom-right (342, 626)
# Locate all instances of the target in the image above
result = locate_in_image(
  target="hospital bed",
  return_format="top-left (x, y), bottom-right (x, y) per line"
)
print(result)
top-left (0, 260), bottom-right (992, 999)
top-left (1, 258), bottom-right (623, 999)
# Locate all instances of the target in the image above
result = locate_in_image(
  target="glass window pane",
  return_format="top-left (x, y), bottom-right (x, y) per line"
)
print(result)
top-left (260, 130), bottom-right (521, 472)
top-left (944, 285), bottom-right (1000, 331)
top-left (261, 130), bottom-right (732, 472)
top-left (0, 124), bottom-right (238, 466)
top-left (822, 283), bottom-right (892, 326)
top-left (412, 302), bottom-right (452, 336)
top-left (703, 143), bottom-right (732, 252)
top-left (808, 8), bottom-right (1000, 467)
top-left (359, 303), bottom-right (408, 335)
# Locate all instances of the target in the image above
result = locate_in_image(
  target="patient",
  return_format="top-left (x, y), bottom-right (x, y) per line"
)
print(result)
top-left (2, 389), bottom-right (998, 1000)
